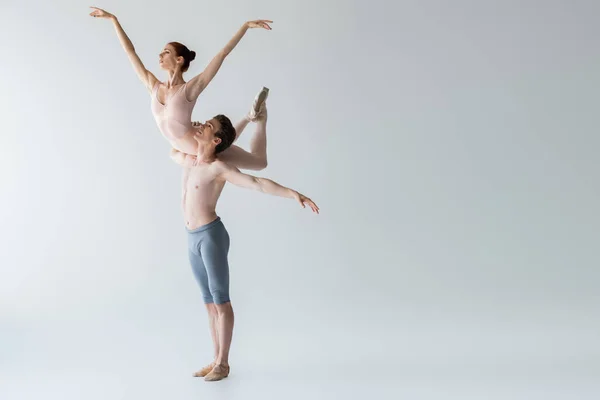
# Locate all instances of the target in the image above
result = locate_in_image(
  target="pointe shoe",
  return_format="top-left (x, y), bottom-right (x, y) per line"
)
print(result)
top-left (247, 87), bottom-right (269, 122)
top-left (204, 364), bottom-right (230, 382)
top-left (193, 363), bottom-right (214, 377)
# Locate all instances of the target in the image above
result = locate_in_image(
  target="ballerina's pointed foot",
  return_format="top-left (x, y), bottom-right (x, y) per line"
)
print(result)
top-left (247, 87), bottom-right (269, 122)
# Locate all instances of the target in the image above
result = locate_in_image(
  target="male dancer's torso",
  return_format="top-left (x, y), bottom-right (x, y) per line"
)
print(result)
top-left (181, 162), bottom-right (227, 229)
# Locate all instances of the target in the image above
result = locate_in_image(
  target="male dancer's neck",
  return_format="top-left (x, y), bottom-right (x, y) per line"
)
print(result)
top-left (196, 146), bottom-right (217, 165)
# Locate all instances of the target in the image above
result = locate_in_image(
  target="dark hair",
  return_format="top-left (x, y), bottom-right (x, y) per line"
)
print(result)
top-left (213, 114), bottom-right (236, 154)
top-left (168, 42), bottom-right (196, 72)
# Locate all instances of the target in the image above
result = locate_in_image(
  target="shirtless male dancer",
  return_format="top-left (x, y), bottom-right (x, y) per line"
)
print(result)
top-left (171, 97), bottom-right (319, 382)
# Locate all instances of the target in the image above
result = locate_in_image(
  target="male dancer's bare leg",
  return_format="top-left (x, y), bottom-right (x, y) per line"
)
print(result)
top-left (203, 302), bottom-right (234, 381)
top-left (193, 304), bottom-right (220, 377)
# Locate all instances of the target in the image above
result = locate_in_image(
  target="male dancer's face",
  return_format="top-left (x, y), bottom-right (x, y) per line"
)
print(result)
top-left (193, 118), bottom-right (223, 154)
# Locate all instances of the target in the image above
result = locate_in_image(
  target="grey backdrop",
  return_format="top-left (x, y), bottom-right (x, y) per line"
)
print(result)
top-left (1, 0), bottom-right (599, 399)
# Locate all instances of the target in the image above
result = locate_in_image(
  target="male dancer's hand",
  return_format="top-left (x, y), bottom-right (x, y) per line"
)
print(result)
top-left (293, 191), bottom-right (319, 214)
top-left (89, 7), bottom-right (115, 20)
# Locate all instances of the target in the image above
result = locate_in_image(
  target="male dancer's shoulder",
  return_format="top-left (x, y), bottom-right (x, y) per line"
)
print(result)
top-left (211, 159), bottom-right (234, 176)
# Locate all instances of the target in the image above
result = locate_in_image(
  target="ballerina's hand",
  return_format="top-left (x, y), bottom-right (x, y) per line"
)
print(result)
top-left (89, 6), bottom-right (115, 19)
top-left (246, 20), bottom-right (273, 30)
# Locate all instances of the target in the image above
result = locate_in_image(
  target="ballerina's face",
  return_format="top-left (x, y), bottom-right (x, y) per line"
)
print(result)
top-left (158, 44), bottom-right (182, 71)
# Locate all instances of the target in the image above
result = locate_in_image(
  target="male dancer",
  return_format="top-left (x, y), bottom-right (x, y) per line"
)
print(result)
top-left (170, 93), bottom-right (318, 381)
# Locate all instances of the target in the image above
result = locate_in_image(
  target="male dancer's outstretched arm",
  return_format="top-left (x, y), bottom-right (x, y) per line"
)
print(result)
top-left (169, 149), bottom-right (319, 213)
top-left (215, 161), bottom-right (319, 213)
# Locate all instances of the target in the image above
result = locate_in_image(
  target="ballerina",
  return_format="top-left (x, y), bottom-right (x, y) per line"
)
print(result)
top-left (90, 7), bottom-right (272, 169)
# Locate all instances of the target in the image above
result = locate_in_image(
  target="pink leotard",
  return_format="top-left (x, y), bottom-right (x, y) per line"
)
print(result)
top-left (150, 82), bottom-right (197, 141)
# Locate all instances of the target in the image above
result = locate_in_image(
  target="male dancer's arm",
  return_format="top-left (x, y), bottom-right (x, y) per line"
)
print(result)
top-left (186, 19), bottom-right (273, 100)
top-left (216, 161), bottom-right (319, 213)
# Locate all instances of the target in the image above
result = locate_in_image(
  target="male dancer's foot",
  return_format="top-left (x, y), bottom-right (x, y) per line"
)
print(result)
top-left (204, 363), bottom-right (230, 382)
top-left (193, 363), bottom-right (215, 377)
top-left (247, 86), bottom-right (269, 122)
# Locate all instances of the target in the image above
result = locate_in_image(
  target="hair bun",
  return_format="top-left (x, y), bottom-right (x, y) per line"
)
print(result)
top-left (189, 51), bottom-right (196, 61)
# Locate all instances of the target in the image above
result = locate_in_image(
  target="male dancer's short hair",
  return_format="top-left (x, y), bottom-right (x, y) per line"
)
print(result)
top-left (214, 114), bottom-right (236, 154)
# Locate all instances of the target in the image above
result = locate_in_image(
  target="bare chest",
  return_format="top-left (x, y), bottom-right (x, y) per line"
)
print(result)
top-left (183, 165), bottom-right (221, 193)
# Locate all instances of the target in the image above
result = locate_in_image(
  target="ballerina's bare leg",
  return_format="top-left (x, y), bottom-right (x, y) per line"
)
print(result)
top-left (217, 87), bottom-right (268, 170)
top-left (191, 87), bottom-right (268, 170)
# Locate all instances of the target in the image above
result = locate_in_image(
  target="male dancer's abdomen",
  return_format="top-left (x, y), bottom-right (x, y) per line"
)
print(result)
top-left (182, 177), bottom-right (225, 230)
top-left (185, 210), bottom-right (219, 230)
top-left (183, 196), bottom-right (219, 230)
